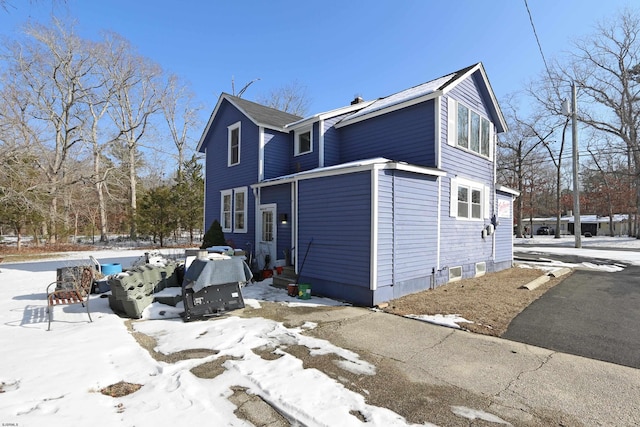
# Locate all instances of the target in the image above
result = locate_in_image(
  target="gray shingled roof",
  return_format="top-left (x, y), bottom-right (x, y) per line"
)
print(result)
top-left (224, 94), bottom-right (302, 128)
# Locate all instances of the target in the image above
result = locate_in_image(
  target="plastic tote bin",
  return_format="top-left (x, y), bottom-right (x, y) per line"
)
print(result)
top-left (298, 283), bottom-right (311, 300)
top-left (101, 263), bottom-right (122, 276)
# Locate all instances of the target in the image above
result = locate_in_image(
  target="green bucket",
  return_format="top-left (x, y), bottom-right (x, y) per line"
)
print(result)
top-left (298, 283), bottom-right (311, 300)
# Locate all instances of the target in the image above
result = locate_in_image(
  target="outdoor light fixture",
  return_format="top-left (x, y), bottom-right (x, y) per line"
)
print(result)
top-left (279, 213), bottom-right (288, 224)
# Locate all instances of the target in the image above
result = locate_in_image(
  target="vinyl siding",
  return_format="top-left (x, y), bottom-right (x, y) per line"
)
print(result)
top-left (263, 130), bottom-right (291, 180)
top-left (375, 170), bottom-right (439, 303)
top-left (297, 171), bottom-right (372, 305)
top-left (323, 114), bottom-right (348, 167)
top-left (290, 122), bottom-right (320, 174)
top-left (339, 101), bottom-right (436, 167)
top-left (438, 176), bottom-right (493, 283)
top-left (202, 99), bottom-right (257, 242)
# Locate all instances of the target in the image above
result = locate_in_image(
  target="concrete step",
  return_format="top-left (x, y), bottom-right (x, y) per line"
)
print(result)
top-left (272, 271), bottom-right (297, 289)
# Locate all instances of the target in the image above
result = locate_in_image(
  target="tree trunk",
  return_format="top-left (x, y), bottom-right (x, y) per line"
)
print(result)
top-left (129, 147), bottom-right (137, 240)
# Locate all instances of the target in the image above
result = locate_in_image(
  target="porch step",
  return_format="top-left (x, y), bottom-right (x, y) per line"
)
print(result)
top-left (271, 266), bottom-right (297, 289)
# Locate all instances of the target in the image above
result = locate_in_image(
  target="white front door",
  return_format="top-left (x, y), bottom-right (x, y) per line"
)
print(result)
top-left (258, 204), bottom-right (277, 270)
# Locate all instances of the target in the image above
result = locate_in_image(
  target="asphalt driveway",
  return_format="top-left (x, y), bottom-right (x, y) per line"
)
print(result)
top-left (503, 265), bottom-right (640, 369)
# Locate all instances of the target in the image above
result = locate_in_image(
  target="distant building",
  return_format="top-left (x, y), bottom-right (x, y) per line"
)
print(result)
top-left (522, 214), bottom-right (631, 236)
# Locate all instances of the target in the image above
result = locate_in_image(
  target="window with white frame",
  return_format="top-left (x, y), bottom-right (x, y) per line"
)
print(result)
top-left (450, 177), bottom-right (488, 220)
top-left (234, 187), bottom-right (247, 233)
top-left (449, 98), bottom-right (492, 158)
top-left (220, 187), bottom-right (248, 233)
top-left (221, 190), bottom-right (232, 232)
top-left (295, 127), bottom-right (312, 156)
top-left (228, 122), bottom-right (241, 166)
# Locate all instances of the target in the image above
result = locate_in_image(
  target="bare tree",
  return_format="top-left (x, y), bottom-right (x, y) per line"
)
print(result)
top-left (497, 96), bottom-right (547, 238)
top-left (105, 32), bottom-right (163, 239)
top-left (4, 20), bottom-right (96, 242)
top-left (160, 74), bottom-right (200, 180)
top-left (255, 79), bottom-right (310, 116)
top-left (555, 8), bottom-right (640, 237)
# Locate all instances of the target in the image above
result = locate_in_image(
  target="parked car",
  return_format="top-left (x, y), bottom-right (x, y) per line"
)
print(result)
top-left (537, 226), bottom-right (554, 235)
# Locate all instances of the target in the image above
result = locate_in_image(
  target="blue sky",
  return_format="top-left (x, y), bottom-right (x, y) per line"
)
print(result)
top-left (0, 0), bottom-right (636, 123)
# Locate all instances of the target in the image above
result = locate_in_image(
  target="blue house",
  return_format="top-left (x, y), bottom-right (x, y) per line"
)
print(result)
top-left (197, 63), bottom-right (518, 306)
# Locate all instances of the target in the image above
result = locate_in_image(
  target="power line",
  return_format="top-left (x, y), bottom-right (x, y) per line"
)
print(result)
top-left (523, 0), bottom-right (555, 84)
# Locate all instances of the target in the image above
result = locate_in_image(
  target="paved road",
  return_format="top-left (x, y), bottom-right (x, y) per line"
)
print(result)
top-left (503, 264), bottom-right (640, 369)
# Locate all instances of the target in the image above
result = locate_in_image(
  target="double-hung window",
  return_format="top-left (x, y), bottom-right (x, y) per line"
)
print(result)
top-left (228, 122), bottom-right (241, 166)
top-left (220, 187), bottom-right (248, 233)
top-left (448, 98), bottom-right (492, 158)
top-left (221, 190), bottom-right (232, 232)
top-left (295, 127), bottom-right (312, 156)
top-left (450, 178), bottom-right (488, 220)
top-left (234, 188), bottom-right (247, 233)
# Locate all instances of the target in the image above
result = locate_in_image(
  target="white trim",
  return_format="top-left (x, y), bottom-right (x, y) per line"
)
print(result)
top-left (220, 189), bottom-right (232, 232)
top-left (227, 121), bottom-right (241, 167)
top-left (447, 96), bottom-right (456, 147)
top-left (335, 91), bottom-right (442, 128)
top-left (285, 101), bottom-right (375, 130)
top-left (370, 168), bottom-right (379, 291)
top-left (233, 186), bottom-right (248, 233)
top-left (437, 177), bottom-right (441, 269)
top-left (318, 119), bottom-right (325, 167)
top-left (496, 185), bottom-right (520, 197)
top-left (435, 96), bottom-right (441, 168)
top-left (202, 147), bottom-right (208, 232)
top-left (484, 184), bottom-right (490, 219)
top-left (258, 127), bottom-right (265, 182)
top-left (251, 159), bottom-right (445, 189)
top-left (293, 181), bottom-right (299, 274)
top-left (258, 203), bottom-right (277, 269)
top-left (450, 176), bottom-right (486, 221)
top-left (294, 126), bottom-right (313, 156)
top-left (291, 182), bottom-right (296, 268)
top-left (475, 262), bottom-right (486, 277)
top-left (440, 63), bottom-right (508, 133)
top-left (449, 266), bottom-right (462, 282)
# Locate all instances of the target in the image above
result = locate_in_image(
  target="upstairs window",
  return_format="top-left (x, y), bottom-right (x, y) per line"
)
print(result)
top-left (295, 127), bottom-right (312, 156)
top-left (448, 98), bottom-right (492, 158)
top-left (228, 122), bottom-right (241, 166)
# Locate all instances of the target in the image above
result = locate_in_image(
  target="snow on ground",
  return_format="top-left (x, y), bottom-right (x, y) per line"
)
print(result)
top-left (514, 235), bottom-right (640, 270)
top-left (0, 249), bottom-right (435, 426)
top-left (1, 237), bottom-right (638, 426)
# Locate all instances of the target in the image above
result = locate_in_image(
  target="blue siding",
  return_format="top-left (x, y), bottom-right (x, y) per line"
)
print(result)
top-left (323, 114), bottom-right (347, 167)
top-left (290, 123), bottom-right (320, 173)
top-left (438, 176), bottom-right (493, 283)
top-left (375, 170), bottom-right (439, 303)
top-left (264, 130), bottom-right (291, 180)
top-left (297, 171), bottom-right (372, 305)
top-left (202, 99), bottom-right (257, 246)
top-left (339, 102), bottom-right (436, 167)
top-left (437, 74), bottom-right (499, 281)
top-left (260, 184), bottom-right (293, 262)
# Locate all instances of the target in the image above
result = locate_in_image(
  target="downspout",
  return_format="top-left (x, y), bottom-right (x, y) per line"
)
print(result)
top-left (258, 127), bottom-right (265, 182)
top-left (253, 186), bottom-right (260, 260)
top-left (492, 124), bottom-right (497, 261)
top-left (370, 166), bottom-right (379, 291)
top-left (435, 96), bottom-right (442, 271)
top-left (292, 179), bottom-right (298, 272)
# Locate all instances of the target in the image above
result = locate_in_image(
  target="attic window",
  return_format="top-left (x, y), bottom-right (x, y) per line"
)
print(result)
top-left (228, 122), bottom-right (241, 166)
top-left (295, 127), bottom-right (312, 156)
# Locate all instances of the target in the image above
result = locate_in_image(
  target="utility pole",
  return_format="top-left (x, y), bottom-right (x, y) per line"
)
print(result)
top-left (571, 82), bottom-right (582, 248)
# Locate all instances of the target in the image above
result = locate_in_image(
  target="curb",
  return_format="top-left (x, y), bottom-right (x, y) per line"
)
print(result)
top-left (520, 267), bottom-right (572, 290)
